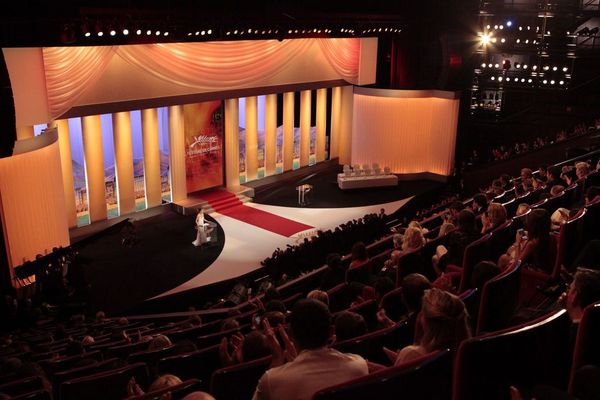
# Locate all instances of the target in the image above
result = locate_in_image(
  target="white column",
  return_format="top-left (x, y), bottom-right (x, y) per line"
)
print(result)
top-left (224, 98), bottom-right (240, 190)
top-left (168, 105), bottom-right (187, 202)
top-left (81, 115), bottom-right (107, 222)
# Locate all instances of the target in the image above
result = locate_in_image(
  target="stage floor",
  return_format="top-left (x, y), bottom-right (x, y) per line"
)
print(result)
top-left (75, 176), bottom-right (442, 314)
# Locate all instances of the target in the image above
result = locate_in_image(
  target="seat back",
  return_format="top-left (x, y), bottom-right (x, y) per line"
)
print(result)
top-left (486, 219), bottom-right (514, 261)
top-left (397, 249), bottom-right (433, 284)
top-left (313, 350), bottom-right (452, 400)
top-left (210, 356), bottom-right (272, 400)
top-left (345, 260), bottom-right (372, 285)
top-left (332, 321), bottom-right (413, 365)
top-left (12, 389), bottom-right (51, 400)
top-left (105, 339), bottom-right (149, 359)
top-left (0, 376), bottom-right (43, 396)
top-left (327, 283), bottom-right (351, 313)
top-left (52, 358), bottom-right (121, 399)
top-left (128, 345), bottom-right (177, 369)
top-left (346, 300), bottom-right (378, 331)
top-left (476, 261), bottom-right (522, 335)
top-left (157, 344), bottom-right (220, 390)
top-left (583, 198), bottom-right (600, 241)
top-left (559, 209), bottom-right (586, 272)
top-left (369, 248), bottom-right (392, 275)
top-left (197, 324), bottom-right (250, 349)
top-left (453, 309), bottom-right (571, 400)
top-left (458, 233), bottom-right (492, 292)
top-left (569, 302), bottom-right (600, 395)
top-left (60, 362), bottom-right (149, 400)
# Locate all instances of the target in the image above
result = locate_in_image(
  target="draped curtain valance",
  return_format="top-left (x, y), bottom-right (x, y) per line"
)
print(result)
top-left (43, 38), bottom-right (360, 119)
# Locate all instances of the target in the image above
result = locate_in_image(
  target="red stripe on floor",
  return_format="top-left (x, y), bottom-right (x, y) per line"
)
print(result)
top-left (201, 190), bottom-right (313, 237)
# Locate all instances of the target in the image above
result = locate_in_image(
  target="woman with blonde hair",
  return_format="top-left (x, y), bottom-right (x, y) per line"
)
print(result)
top-left (401, 227), bottom-right (426, 253)
top-left (481, 202), bottom-right (508, 234)
top-left (389, 288), bottom-right (471, 365)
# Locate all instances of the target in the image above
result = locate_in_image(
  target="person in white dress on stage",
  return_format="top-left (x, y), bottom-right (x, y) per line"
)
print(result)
top-left (192, 209), bottom-right (215, 247)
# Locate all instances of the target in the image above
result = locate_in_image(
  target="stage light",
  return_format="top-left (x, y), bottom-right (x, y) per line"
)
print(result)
top-left (543, 65), bottom-right (549, 70)
top-left (164, 31), bottom-right (169, 36)
top-left (492, 37), bottom-right (497, 43)
top-left (552, 66), bottom-right (557, 71)
top-left (501, 38), bottom-right (506, 43)
top-left (525, 39), bottom-right (529, 43)
top-left (110, 29), bottom-right (116, 36)
top-left (481, 63), bottom-right (486, 68)
top-left (550, 80), bottom-right (555, 84)
top-left (507, 21), bottom-right (512, 27)
top-left (136, 29), bottom-right (142, 35)
top-left (521, 78), bottom-right (526, 82)
top-left (82, 22), bottom-right (91, 37)
top-left (235, 30), bottom-right (239, 34)
top-left (248, 28), bottom-right (252, 33)
top-left (519, 26), bottom-right (523, 31)
top-left (486, 25), bottom-right (490, 29)
top-left (146, 29), bottom-right (151, 35)
top-left (516, 39), bottom-right (520, 43)
top-left (491, 76), bottom-right (495, 80)
top-left (527, 26), bottom-right (530, 30)
top-left (528, 78), bottom-right (532, 83)
top-left (499, 25), bottom-right (504, 29)
top-left (155, 30), bottom-right (160, 36)
top-left (481, 33), bottom-right (491, 45)
top-left (201, 30), bottom-right (206, 35)
top-left (208, 29), bottom-right (212, 34)
top-left (488, 63), bottom-right (493, 68)
top-left (523, 64), bottom-right (528, 69)
top-left (123, 28), bottom-right (129, 35)
top-left (515, 63), bottom-right (520, 68)
top-left (543, 79), bottom-right (547, 84)
top-left (506, 77), bottom-right (510, 81)
top-left (563, 67), bottom-right (568, 72)
top-left (494, 63), bottom-right (499, 68)
top-left (532, 65), bottom-right (537, 70)
top-left (494, 25), bottom-right (498, 29)
top-left (498, 77), bottom-right (503, 82)
top-left (187, 32), bottom-right (192, 36)
top-left (559, 80), bottom-right (564, 85)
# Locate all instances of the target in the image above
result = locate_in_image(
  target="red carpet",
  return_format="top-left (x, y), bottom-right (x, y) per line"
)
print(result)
top-left (200, 190), bottom-right (313, 237)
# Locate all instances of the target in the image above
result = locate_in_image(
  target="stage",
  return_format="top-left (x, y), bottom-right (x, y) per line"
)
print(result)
top-left (71, 166), bottom-right (443, 314)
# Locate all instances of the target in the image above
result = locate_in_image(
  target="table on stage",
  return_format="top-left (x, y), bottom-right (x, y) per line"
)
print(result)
top-left (337, 173), bottom-right (398, 190)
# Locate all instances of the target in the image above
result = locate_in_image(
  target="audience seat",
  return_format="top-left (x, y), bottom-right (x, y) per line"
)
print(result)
top-left (210, 356), bottom-right (272, 400)
top-left (345, 260), bottom-right (372, 285)
top-left (345, 300), bottom-right (379, 331)
top-left (197, 324), bottom-right (250, 349)
top-left (52, 358), bottom-right (121, 399)
top-left (369, 249), bottom-right (392, 275)
top-left (327, 283), bottom-right (352, 313)
top-left (60, 362), bottom-right (149, 400)
top-left (476, 261), bottom-right (522, 335)
top-left (453, 309), bottom-right (571, 400)
top-left (569, 301), bottom-right (600, 396)
top-left (157, 344), bottom-right (220, 390)
top-left (12, 389), bottom-right (51, 400)
top-left (486, 219), bottom-right (514, 261)
top-left (332, 321), bottom-right (413, 366)
top-left (396, 249), bottom-right (433, 285)
top-left (451, 233), bottom-right (492, 293)
top-left (313, 349), bottom-right (453, 400)
top-left (128, 345), bottom-right (177, 369)
top-left (105, 339), bottom-right (150, 359)
top-left (42, 350), bottom-right (103, 375)
top-left (0, 376), bottom-right (43, 397)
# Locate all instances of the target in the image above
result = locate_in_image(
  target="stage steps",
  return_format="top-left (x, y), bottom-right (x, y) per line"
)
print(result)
top-left (171, 187), bottom-right (254, 216)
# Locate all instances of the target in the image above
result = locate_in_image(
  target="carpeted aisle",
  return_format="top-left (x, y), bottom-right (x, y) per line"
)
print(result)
top-left (200, 190), bottom-right (313, 237)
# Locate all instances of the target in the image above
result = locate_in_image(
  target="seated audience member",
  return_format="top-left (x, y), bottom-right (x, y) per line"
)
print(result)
top-left (374, 277), bottom-right (395, 304)
top-left (400, 227), bottom-right (426, 254)
top-left (538, 165), bottom-right (548, 182)
top-left (348, 242), bottom-right (369, 269)
top-left (520, 168), bottom-right (533, 182)
top-left (531, 176), bottom-right (545, 191)
top-left (500, 173), bottom-right (513, 190)
top-left (380, 250), bottom-right (401, 281)
top-left (408, 220), bottom-right (429, 236)
top-left (434, 209), bottom-right (480, 274)
top-left (307, 290), bottom-right (329, 306)
top-left (149, 334), bottom-right (172, 351)
top-left (546, 165), bottom-right (566, 190)
top-left (471, 193), bottom-right (488, 215)
top-left (95, 310), bottom-right (106, 323)
top-left (390, 288), bottom-right (471, 365)
top-left (252, 299), bottom-right (368, 400)
top-left (334, 311), bottom-right (368, 342)
top-left (221, 318), bottom-right (240, 332)
top-left (563, 268), bottom-right (600, 324)
top-left (550, 208), bottom-right (570, 231)
top-left (392, 233), bottom-right (403, 250)
top-left (128, 374), bottom-right (183, 396)
top-left (481, 203), bottom-right (508, 234)
top-left (516, 203), bottom-right (530, 217)
top-left (183, 392), bottom-right (216, 400)
top-left (81, 335), bottom-right (95, 346)
top-left (220, 330), bottom-right (272, 367)
top-left (264, 300), bottom-right (286, 314)
top-left (563, 168), bottom-right (578, 187)
top-left (319, 253), bottom-right (344, 291)
top-left (438, 220), bottom-right (456, 237)
top-left (575, 161), bottom-right (591, 180)
top-left (570, 240), bottom-right (600, 271)
top-left (172, 339), bottom-right (197, 355)
top-left (378, 273), bottom-right (431, 337)
top-left (499, 209), bottom-right (557, 273)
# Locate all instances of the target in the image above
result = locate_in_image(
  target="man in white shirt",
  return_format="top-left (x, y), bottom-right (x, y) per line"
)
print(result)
top-left (252, 299), bottom-right (368, 400)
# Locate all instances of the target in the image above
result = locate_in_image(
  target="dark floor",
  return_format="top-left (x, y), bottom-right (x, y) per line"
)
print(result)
top-left (251, 166), bottom-right (444, 208)
top-left (78, 211), bottom-right (224, 314)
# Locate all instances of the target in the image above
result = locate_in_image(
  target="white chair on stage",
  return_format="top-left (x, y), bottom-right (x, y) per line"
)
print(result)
top-left (343, 164), bottom-right (352, 177)
top-left (372, 163), bottom-right (381, 175)
top-left (353, 164), bottom-right (362, 175)
top-left (384, 166), bottom-right (391, 175)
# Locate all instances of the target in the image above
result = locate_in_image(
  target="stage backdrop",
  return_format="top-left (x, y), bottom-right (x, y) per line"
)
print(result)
top-left (183, 101), bottom-right (224, 193)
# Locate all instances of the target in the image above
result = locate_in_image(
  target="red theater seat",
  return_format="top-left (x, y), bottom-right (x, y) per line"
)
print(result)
top-left (157, 344), bottom-right (220, 390)
top-left (453, 309), bottom-right (571, 400)
top-left (312, 349), bottom-right (452, 400)
top-left (569, 301), bottom-right (600, 396)
top-left (127, 379), bottom-right (202, 400)
top-left (210, 356), bottom-right (272, 400)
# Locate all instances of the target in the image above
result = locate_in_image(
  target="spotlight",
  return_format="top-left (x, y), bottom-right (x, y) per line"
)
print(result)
top-left (97, 30), bottom-right (104, 37)
top-left (136, 29), bottom-right (142, 35)
top-left (195, 31), bottom-right (200, 36)
top-left (110, 29), bottom-right (116, 36)
top-left (488, 63), bottom-right (493, 68)
top-left (519, 26), bottom-right (523, 31)
top-left (501, 38), bottom-right (506, 43)
top-left (528, 78), bottom-right (532, 83)
top-left (499, 25), bottom-right (504, 29)
top-left (201, 30), bottom-right (206, 35)
top-left (492, 37), bottom-right (497, 43)
top-left (208, 29), bottom-right (212, 34)
top-left (532, 65), bottom-right (537, 70)
top-left (164, 31), bottom-right (169, 36)
top-left (550, 80), bottom-right (555, 84)
top-left (491, 76), bottom-right (495, 80)
top-left (507, 20), bottom-right (512, 27)
top-left (486, 24), bottom-right (491, 29)
top-left (543, 79), bottom-right (547, 84)
top-left (543, 65), bottom-right (549, 70)
top-left (123, 28), bottom-right (129, 35)
top-left (480, 33), bottom-right (491, 45)
top-left (146, 29), bottom-right (152, 35)
top-left (248, 28), bottom-right (252, 33)
top-left (481, 63), bottom-right (486, 68)
top-left (523, 64), bottom-right (528, 69)
top-left (155, 30), bottom-right (160, 36)
top-left (226, 31), bottom-right (231, 35)
top-left (82, 23), bottom-right (91, 37)
top-left (525, 39), bottom-right (529, 43)
top-left (498, 77), bottom-right (503, 82)
top-left (516, 39), bottom-right (520, 43)
top-left (559, 80), bottom-right (564, 85)
top-left (521, 78), bottom-right (526, 82)
top-left (506, 77), bottom-right (510, 81)
top-left (494, 25), bottom-right (498, 29)
top-left (562, 67), bottom-right (568, 72)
